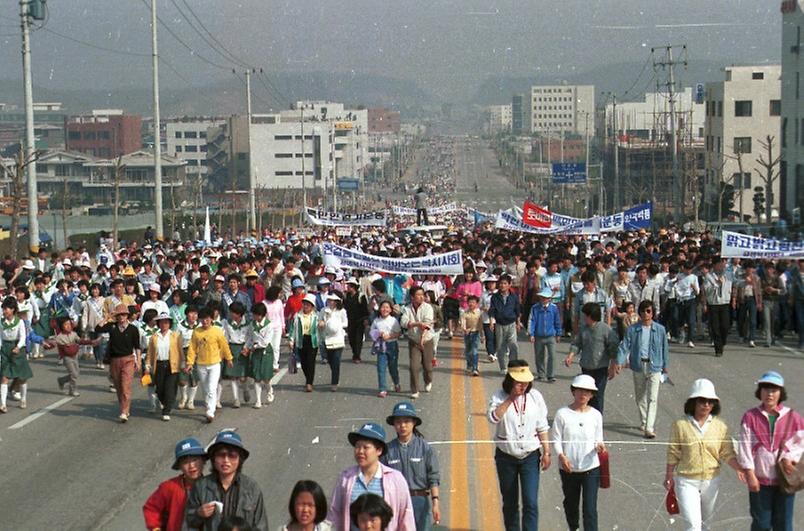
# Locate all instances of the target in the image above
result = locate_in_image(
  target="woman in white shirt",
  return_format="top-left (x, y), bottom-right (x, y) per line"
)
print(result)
top-left (487, 360), bottom-right (551, 531)
top-left (318, 294), bottom-right (349, 392)
top-left (551, 374), bottom-right (606, 531)
top-left (369, 300), bottom-right (402, 398)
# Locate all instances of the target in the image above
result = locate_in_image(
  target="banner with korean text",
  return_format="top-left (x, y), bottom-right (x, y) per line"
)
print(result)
top-left (392, 202), bottom-right (459, 217)
top-left (305, 208), bottom-right (387, 227)
top-left (720, 231), bottom-right (804, 258)
top-left (522, 201), bottom-right (552, 228)
top-left (322, 243), bottom-right (464, 275)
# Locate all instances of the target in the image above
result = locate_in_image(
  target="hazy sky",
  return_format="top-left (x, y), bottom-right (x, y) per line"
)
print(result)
top-left (0, 0), bottom-right (782, 100)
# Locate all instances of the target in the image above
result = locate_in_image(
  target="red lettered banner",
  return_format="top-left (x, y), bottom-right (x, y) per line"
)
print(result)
top-left (522, 201), bottom-right (552, 228)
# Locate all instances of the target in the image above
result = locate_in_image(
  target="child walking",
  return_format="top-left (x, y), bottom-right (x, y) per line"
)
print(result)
top-left (0, 297), bottom-right (32, 412)
top-left (460, 294), bottom-right (483, 376)
top-left (49, 317), bottom-right (95, 397)
top-left (370, 300), bottom-right (402, 398)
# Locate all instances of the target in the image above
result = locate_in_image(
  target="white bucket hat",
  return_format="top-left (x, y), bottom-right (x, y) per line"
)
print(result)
top-left (571, 374), bottom-right (598, 392)
top-left (688, 378), bottom-right (719, 401)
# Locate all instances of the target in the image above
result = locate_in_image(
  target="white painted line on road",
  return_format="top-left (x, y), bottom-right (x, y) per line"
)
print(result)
top-left (8, 396), bottom-right (74, 430)
top-left (270, 367), bottom-right (288, 386)
top-left (780, 345), bottom-right (802, 355)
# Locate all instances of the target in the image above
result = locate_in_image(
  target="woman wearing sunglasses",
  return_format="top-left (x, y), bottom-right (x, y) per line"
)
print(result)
top-left (664, 379), bottom-right (744, 531)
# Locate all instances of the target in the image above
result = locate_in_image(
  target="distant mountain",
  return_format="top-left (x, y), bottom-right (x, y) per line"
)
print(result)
top-left (470, 60), bottom-right (741, 105)
top-left (0, 71), bottom-right (437, 117)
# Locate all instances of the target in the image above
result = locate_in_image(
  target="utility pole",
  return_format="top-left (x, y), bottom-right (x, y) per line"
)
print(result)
top-left (653, 45), bottom-right (687, 221)
top-left (331, 124), bottom-right (337, 212)
top-left (612, 94), bottom-right (619, 213)
top-left (150, 0), bottom-right (164, 240)
top-left (300, 105), bottom-right (306, 226)
top-left (244, 69), bottom-right (255, 234)
top-left (20, 0), bottom-right (40, 254)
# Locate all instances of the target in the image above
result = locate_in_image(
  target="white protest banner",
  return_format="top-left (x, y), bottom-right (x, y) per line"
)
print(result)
top-left (305, 207), bottom-right (386, 227)
top-left (496, 209), bottom-right (600, 235)
top-left (322, 242), bottom-right (464, 275)
top-left (335, 227), bottom-right (352, 237)
top-left (721, 231), bottom-right (804, 259)
top-left (392, 202), bottom-right (458, 216)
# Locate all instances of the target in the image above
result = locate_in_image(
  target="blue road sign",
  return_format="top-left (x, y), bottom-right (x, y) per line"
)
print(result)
top-left (551, 162), bottom-right (586, 184)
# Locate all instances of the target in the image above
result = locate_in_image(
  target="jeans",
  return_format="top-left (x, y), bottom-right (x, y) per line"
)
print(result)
top-left (410, 494), bottom-right (432, 531)
top-left (740, 298), bottom-right (758, 342)
top-left (89, 331), bottom-right (107, 364)
top-left (533, 336), bottom-right (555, 379)
top-left (560, 468), bottom-right (599, 531)
top-left (483, 323), bottom-right (496, 355)
top-left (464, 332), bottom-right (480, 371)
top-left (377, 341), bottom-right (400, 391)
top-left (749, 484), bottom-right (795, 531)
top-left (495, 448), bottom-right (541, 531)
top-left (665, 299), bottom-right (680, 338)
top-left (582, 366), bottom-right (609, 414)
top-left (708, 304), bottom-right (731, 354)
top-left (416, 208), bottom-right (429, 225)
top-left (762, 300), bottom-right (780, 346)
top-left (495, 323), bottom-right (519, 370)
top-left (632, 362), bottom-right (661, 433)
top-left (196, 362), bottom-right (221, 418)
top-left (327, 348), bottom-right (343, 385)
top-left (678, 298), bottom-right (697, 342)
top-left (675, 474), bottom-right (720, 531)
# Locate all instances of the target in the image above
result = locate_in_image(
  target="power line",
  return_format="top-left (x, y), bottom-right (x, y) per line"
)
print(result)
top-left (168, 0), bottom-right (249, 69)
top-left (255, 70), bottom-right (288, 107)
top-left (178, 0), bottom-right (253, 69)
top-left (619, 54), bottom-right (653, 99)
top-left (40, 26), bottom-right (151, 57)
top-left (138, 0), bottom-right (231, 71)
top-left (234, 71), bottom-right (273, 109)
top-left (257, 69), bottom-right (292, 107)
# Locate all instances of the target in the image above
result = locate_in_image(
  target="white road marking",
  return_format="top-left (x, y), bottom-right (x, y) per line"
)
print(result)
top-left (270, 367), bottom-right (288, 385)
top-left (780, 345), bottom-right (802, 355)
top-left (8, 396), bottom-right (74, 430)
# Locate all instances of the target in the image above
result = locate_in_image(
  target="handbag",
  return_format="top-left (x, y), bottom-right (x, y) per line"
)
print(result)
top-left (598, 449), bottom-right (610, 489)
top-left (288, 349), bottom-right (297, 374)
top-left (777, 446), bottom-right (804, 494)
top-left (665, 486), bottom-right (680, 515)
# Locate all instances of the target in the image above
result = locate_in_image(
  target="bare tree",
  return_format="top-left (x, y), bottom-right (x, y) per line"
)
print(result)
top-left (0, 147), bottom-right (38, 259)
top-left (112, 156), bottom-right (125, 249)
top-left (756, 135), bottom-right (781, 223)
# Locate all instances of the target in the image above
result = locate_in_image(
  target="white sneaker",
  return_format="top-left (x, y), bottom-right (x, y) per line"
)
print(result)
top-left (161, 415), bottom-right (170, 421)
top-left (232, 399), bottom-right (241, 409)
top-left (216, 401), bottom-right (222, 410)
top-left (186, 401), bottom-right (195, 411)
top-left (425, 383), bottom-right (433, 393)
top-left (266, 391), bottom-right (275, 403)
top-left (253, 401), bottom-right (262, 409)
top-left (410, 392), bottom-right (420, 399)
top-left (296, 362), bottom-right (301, 370)
top-left (119, 413), bottom-right (128, 423)
top-left (11, 392), bottom-right (21, 401)
top-left (749, 341), bottom-right (756, 348)
top-left (20, 400), bottom-right (27, 409)
top-left (688, 341), bottom-right (695, 348)
top-left (177, 398), bottom-right (187, 410)
top-left (487, 354), bottom-right (498, 363)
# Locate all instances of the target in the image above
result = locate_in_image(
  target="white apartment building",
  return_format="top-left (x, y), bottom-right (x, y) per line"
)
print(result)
top-left (484, 104), bottom-right (512, 135)
top-left (780, 0), bottom-right (803, 220)
top-left (166, 118), bottom-right (224, 182)
top-left (605, 87), bottom-right (706, 142)
top-left (529, 84), bottom-right (595, 136)
top-left (705, 65), bottom-right (782, 221)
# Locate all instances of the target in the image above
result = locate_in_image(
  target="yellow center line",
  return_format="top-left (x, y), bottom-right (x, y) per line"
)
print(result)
top-left (470, 367), bottom-right (504, 530)
top-left (447, 337), bottom-right (471, 530)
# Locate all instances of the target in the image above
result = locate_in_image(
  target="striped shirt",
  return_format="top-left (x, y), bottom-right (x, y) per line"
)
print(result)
top-left (350, 466), bottom-right (384, 502)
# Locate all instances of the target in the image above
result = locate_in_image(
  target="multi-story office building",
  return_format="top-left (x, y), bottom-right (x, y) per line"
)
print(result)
top-left (780, 0), bottom-right (803, 220)
top-left (64, 110), bottom-right (141, 158)
top-left (530, 84), bottom-right (595, 137)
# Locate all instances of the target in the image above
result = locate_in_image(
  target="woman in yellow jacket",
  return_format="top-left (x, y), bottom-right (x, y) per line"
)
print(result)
top-left (664, 379), bottom-right (744, 531)
top-left (145, 312), bottom-right (183, 421)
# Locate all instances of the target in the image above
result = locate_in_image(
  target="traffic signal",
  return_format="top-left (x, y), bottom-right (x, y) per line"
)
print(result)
top-left (752, 186), bottom-right (765, 220)
top-left (28, 0), bottom-right (47, 21)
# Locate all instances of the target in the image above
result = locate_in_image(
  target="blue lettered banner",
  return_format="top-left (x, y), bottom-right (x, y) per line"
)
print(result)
top-left (720, 231), bottom-right (804, 259)
top-left (322, 243), bottom-right (464, 275)
top-left (623, 202), bottom-right (652, 230)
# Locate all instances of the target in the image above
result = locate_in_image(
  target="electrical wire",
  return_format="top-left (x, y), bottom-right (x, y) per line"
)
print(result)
top-left (178, 0), bottom-right (253, 69)
top-left (168, 0), bottom-right (249, 69)
top-left (255, 71), bottom-right (289, 107)
top-left (234, 71), bottom-right (273, 109)
top-left (40, 26), bottom-right (151, 57)
top-left (619, 54), bottom-right (653, 99)
top-left (138, 0), bottom-right (231, 71)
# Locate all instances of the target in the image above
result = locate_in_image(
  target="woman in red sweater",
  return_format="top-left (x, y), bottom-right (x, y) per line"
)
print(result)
top-left (143, 438), bottom-right (207, 531)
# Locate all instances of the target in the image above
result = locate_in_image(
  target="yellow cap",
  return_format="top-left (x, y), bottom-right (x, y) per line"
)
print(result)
top-left (508, 365), bottom-right (535, 383)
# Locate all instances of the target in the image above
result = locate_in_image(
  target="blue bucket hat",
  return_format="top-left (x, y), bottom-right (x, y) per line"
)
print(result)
top-left (348, 422), bottom-right (387, 451)
top-left (208, 430), bottom-right (250, 460)
top-left (757, 371), bottom-right (785, 388)
top-left (291, 278), bottom-right (305, 289)
top-left (537, 287), bottom-right (554, 299)
top-left (172, 437), bottom-right (206, 470)
top-left (386, 401), bottom-right (422, 426)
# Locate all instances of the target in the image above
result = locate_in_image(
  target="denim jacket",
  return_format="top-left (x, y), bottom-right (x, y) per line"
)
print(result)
top-left (616, 321), bottom-right (669, 373)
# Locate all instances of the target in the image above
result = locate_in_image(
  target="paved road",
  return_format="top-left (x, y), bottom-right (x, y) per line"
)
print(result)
top-left (0, 329), bottom-right (800, 530)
